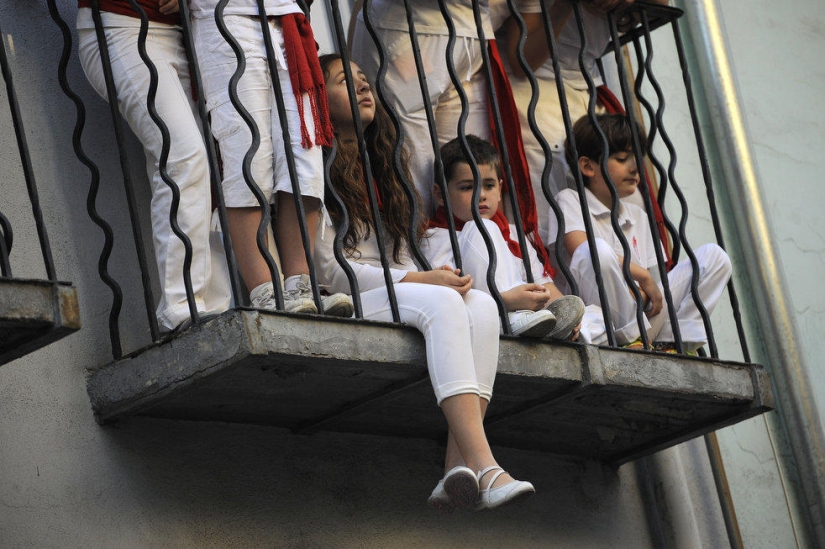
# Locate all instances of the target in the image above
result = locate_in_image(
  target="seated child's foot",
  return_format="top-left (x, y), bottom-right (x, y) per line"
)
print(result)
top-left (509, 309), bottom-right (556, 338)
top-left (321, 292), bottom-right (354, 318)
top-left (621, 337), bottom-right (646, 350)
top-left (283, 274), bottom-right (319, 314)
top-left (545, 295), bottom-right (586, 340)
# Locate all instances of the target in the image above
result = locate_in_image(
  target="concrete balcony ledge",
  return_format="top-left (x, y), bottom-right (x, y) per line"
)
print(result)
top-left (1, 278), bottom-right (80, 366)
top-left (86, 309), bottom-right (773, 464)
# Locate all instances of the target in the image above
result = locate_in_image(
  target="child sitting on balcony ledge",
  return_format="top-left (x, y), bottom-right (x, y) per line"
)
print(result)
top-left (421, 134), bottom-right (593, 341)
top-left (314, 54), bottom-right (535, 513)
top-left (551, 113), bottom-right (732, 352)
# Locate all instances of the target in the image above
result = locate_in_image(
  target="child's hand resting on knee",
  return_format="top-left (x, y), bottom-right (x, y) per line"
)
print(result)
top-left (501, 283), bottom-right (552, 312)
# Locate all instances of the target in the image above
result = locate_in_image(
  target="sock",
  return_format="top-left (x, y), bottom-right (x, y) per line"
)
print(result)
top-left (284, 275), bottom-right (302, 293)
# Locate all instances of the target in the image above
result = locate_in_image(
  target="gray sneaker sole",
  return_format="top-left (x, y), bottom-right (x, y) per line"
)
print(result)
top-left (546, 295), bottom-right (586, 340)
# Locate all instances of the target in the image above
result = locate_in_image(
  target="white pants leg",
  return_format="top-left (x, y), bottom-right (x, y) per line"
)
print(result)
top-left (570, 238), bottom-right (650, 345)
top-left (654, 243), bottom-right (731, 348)
top-left (78, 25), bottom-right (222, 330)
top-left (192, 15), bottom-right (324, 207)
top-left (351, 24), bottom-right (490, 216)
top-left (360, 284), bottom-right (499, 404)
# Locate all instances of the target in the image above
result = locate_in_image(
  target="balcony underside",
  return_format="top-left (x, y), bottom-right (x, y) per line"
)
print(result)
top-left (86, 310), bottom-right (773, 464)
top-left (0, 278), bottom-right (81, 366)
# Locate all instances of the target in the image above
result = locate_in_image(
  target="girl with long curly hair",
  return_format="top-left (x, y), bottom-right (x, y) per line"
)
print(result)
top-left (314, 54), bottom-right (535, 513)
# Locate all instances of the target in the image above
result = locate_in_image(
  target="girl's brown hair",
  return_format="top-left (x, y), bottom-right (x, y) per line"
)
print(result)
top-left (319, 54), bottom-right (425, 263)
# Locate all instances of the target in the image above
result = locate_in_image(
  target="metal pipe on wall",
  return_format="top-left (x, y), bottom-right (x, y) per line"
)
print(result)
top-left (679, 0), bottom-right (825, 544)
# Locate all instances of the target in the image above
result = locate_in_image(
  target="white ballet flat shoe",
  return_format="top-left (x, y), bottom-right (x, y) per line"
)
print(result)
top-left (475, 466), bottom-right (535, 511)
top-left (428, 465), bottom-right (478, 513)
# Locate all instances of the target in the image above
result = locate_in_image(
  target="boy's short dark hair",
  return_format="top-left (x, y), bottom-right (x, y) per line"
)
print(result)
top-left (440, 134), bottom-right (501, 183)
top-left (564, 114), bottom-right (648, 184)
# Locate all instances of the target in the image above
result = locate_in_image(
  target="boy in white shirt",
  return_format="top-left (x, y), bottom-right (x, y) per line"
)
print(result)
top-left (422, 135), bottom-right (587, 340)
top-left (551, 114), bottom-right (731, 351)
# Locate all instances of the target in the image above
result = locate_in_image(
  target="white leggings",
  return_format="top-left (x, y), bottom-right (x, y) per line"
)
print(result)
top-left (360, 284), bottom-right (499, 404)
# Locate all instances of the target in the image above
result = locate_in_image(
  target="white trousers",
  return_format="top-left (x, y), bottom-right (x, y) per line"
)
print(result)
top-left (509, 75), bottom-right (602, 243)
top-left (351, 24), bottom-right (491, 216)
top-left (192, 15), bottom-right (324, 207)
top-left (361, 284), bottom-right (499, 404)
top-left (78, 24), bottom-right (229, 330)
top-left (571, 239), bottom-right (731, 348)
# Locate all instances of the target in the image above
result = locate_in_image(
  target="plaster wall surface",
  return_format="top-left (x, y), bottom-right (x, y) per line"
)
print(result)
top-left (0, 2), bottom-right (711, 547)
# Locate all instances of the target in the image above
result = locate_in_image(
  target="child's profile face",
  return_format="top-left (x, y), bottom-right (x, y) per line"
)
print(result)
top-left (324, 59), bottom-right (375, 137)
top-left (580, 149), bottom-right (639, 206)
top-left (440, 162), bottom-right (502, 222)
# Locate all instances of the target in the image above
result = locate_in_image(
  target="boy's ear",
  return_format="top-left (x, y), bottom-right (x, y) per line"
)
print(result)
top-left (578, 156), bottom-right (596, 179)
top-left (433, 183), bottom-right (444, 207)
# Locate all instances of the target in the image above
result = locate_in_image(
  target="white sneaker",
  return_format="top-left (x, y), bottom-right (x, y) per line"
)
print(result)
top-left (509, 309), bottom-right (556, 338)
top-left (283, 274), bottom-right (318, 314)
top-left (321, 292), bottom-right (353, 317)
top-left (250, 279), bottom-right (318, 314)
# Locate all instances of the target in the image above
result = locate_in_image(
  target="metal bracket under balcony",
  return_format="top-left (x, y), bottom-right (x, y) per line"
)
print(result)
top-left (0, 278), bottom-right (81, 366)
top-left (85, 310), bottom-right (773, 464)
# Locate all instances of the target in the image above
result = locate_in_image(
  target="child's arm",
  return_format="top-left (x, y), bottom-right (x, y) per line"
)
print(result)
top-left (500, 283), bottom-right (553, 311)
top-left (158, 0), bottom-right (179, 15)
top-left (564, 229), bottom-right (662, 317)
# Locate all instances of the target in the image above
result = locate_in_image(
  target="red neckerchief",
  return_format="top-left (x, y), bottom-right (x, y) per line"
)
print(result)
top-left (429, 206), bottom-right (530, 264)
top-left (281, 13), bottom-right (334, 149)
top-left (597, 85), bottom-right (673, 270)
top-left (486, 40), bottom-right (554, 278)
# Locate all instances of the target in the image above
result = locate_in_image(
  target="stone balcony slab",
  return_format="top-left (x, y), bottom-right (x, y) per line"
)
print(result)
top-left (86, 309), bottom-right (773, 464)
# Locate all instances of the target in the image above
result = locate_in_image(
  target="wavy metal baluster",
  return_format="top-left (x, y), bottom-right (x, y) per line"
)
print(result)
top-left (126, 0), bottom-right (199, 330)
top-left (89, 0), bottom-right (160, 340)
top-left (255, 0), bottom-right (326, 313)
top-left (0, 212), bottom-right (12, 277)
top-left (0, 21), bottom-right (56, 282)
top-left (435, 0), bottom-right (510, 333)
top-left (48, 0), bottom-right (123, 358)
top-left (672, 17), bottom-right (750, 360)
top-left (214, 0), bottom-right (284, 309)
top-left (178, 0), bottom-right (244, 309)
top-left (329, 0), bottom-right (401, 322)
top-left (506, 0), bottom-right (580, 296)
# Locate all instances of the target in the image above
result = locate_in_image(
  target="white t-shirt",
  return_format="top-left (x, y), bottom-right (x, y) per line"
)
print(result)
top-left (188, 0), bottom-right (303, 19)
top-left (551, 187), bottom-right (661, 269)
top-left (361, 0), bottom-right (494, 39)
top-left (421, 224), bottom-right (552, 291)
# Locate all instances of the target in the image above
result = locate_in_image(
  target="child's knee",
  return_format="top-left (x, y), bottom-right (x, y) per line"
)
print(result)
top-left (702, 243), bottom-right (732, 279)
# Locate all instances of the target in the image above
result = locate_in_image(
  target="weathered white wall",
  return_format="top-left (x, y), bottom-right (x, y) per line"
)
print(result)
top-left (0, 2), bottom-right (716, 546)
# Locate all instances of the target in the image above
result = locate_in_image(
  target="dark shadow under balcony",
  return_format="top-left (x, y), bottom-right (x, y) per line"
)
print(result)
top-left (0, 278), bottom-right (80, 366)
top-left (85, 310), bottom-right (773, 464)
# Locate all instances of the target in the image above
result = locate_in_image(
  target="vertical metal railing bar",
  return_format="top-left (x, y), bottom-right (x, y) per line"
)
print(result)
top-left (622, 25), bottom-right (684, 352)
top-left (638, 10), bottom-right (719, 355)
top-left (255, 0), bottom-right (325, 313)
top-left (126, 0), bottom-right (200, 328)
top-left (322, 139), bottom-right (363, 316)
top-left (570, 1), bottom-right (621, 347)
top-left (329, 0), bottom-right (401, 322)
top-left (0, 23), bottom-right (57, 282)
top-left (435, 0), bottom-right (510, 334)
top-left (509, 0), bottom-right (580, 296)
top-left (90, 1), bottom-right (160, 340)
top-left (47, 0), bottom-right (123, 358)
top-left (0, 212), bottom-right (12, 277)
top-left (629, 38), bottom-right (680, 264)
top-left (178, 0), bottom-right (244, 309)
top-left (213, 0), bottom-right (285, 310)
top-left (671, 19), bottom-right (750, 362)
top-left (357, 0), bottom-right (432, 272)
top-left (472, 0), bottom-right (535, 286)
